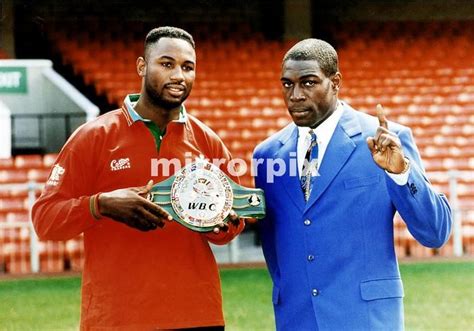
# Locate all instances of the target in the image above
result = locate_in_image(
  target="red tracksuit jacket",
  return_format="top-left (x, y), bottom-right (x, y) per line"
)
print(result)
top-left (32, 102), bottom-right (244, 330)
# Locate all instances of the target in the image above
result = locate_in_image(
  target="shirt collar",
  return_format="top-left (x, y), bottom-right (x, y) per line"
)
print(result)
top-left (122, 93), bottom-right (188, 125)
top-left (297, 101), bottom-right (344, 144)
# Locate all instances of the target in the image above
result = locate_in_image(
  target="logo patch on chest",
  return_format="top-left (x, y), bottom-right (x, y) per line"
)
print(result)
top-left (110, 158), bottom-right (131, 171)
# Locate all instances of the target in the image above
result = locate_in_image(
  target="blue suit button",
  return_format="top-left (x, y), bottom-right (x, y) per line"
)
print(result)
top-left (304, 219), bottom-right (311, 226)
top-left (312, 289), bottom-right (319, 296)
top-left (307, 254), bottom-right (315, 261)
top-left (409, 183), bottom-right (418, 195)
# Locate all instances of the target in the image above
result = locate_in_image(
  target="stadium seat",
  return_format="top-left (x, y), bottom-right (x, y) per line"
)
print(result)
top-left (0, 170), bottom-right (29, 184)
top-left (27, 169), bottom-right (51, 182)
top-left (0, 158), bottom-right (14, 169)
top-left (42, 153), bottom-right (59, 168)
top-left (14, 155), bottom-right (43, 169)
top-left (2, 226), bottom-right (31, 274)
top-left (65, 235), bottom-right (84, 271)
top-left (461, 222), bottom-right (473, 254)
top-left (6, 211), bottom-right (29, 223)
top-left (39, 241), bottom-right (65, 273)
top-left (0, 197), bottom-right (28, 213)
top-left (436, 237), bottom-right (454, 257)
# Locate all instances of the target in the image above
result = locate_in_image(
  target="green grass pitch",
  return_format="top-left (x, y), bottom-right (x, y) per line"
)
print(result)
top-left (0, 261), bottom-right (473, 330)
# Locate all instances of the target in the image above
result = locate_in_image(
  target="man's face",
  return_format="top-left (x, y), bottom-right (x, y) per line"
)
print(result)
top-left (141, 37), bottom-right (196, 110)
top-left (281, 59), bottom-right (340, 127)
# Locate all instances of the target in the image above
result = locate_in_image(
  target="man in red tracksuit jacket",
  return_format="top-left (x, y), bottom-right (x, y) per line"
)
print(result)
top-left (32, 26), bottom-right (244, 331)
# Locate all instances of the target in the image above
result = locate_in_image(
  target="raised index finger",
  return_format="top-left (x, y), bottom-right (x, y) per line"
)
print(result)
top-left (376, 104), bottom-right (388, 129)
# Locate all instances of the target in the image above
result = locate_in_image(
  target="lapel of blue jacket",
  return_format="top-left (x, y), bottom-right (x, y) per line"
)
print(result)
top-left (305, 104), bottom-right (362, 211)
top-left (275, 123), bottom-right (306, 213)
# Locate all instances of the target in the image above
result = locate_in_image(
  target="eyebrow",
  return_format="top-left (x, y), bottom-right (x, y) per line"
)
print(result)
top-left (280, 74), bottom-right (320, 81)
top-left (159, 55), bottom-right (195, 65)
top-left (158, 56), bottom-right (175, 61)
top-left (298, 74), bottom-right (321, 80)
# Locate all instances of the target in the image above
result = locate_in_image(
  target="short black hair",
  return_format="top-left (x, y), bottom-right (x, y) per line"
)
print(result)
top-left (283, 38), bottom-right (339, 77)
top-left (144, 26), bottom-right (195, 55)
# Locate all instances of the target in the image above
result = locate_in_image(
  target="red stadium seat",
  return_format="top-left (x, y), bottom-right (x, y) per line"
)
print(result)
top-left (6, 211), bottom-right (29, 223)
top-left (39, 241), bottom-right (65, 273)
top-left (43, 154), bottom-right (59, 168)
top-left (14, 155), bottom-right (43, 169)
top-left (27, 169), bottom-right (51, 183)
top-left (0, 158), bottom-right (14, 169)
top-left (1, 226), bottom-right (31, 274)
top-left (0, 197), bottom-right (28, 213)
top-left (0, 170), bottom-right (28, 184)
top-left (65, 235), bottom-right (84, 271)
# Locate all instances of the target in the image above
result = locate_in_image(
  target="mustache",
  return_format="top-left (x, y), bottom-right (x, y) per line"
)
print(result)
top-left (164, 83), bottom-right (186, 90)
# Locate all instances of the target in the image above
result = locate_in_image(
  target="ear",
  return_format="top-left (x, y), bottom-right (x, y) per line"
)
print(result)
top-left (331, 72), bottom-right (342, 92)
top-left (136, 57), bottom-right (146, 77)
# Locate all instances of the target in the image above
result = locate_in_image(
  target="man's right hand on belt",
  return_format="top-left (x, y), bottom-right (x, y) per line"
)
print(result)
top-left (98, 180), bottom-right (173, 231)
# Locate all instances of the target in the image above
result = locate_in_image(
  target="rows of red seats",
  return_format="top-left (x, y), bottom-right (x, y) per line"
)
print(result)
top-left (38, 20), bottom-right (474, 244)
top-left (0, 154), bottom-right (84, 274)
top-left (1, 21), bottom-right (473, 274)
top-left (336, 21), bottom-right (474, 257)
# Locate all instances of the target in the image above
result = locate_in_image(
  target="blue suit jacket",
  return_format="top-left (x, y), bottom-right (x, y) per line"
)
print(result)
top-left (253, 103), bottom-right (452, 331)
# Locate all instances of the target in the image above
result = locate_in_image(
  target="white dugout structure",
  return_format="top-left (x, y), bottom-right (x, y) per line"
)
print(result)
top-left (0, 59), bottom-right (98, 273)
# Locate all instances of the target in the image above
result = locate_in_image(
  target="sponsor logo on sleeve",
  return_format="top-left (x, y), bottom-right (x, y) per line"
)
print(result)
top-left (46, 164), bottom-right (65, 186)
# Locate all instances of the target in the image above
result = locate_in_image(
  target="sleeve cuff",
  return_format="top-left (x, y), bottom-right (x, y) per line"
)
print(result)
top-left (385, 161), bottom-right (410, 186)
top-left (89, 193), bottom-right (103, 220)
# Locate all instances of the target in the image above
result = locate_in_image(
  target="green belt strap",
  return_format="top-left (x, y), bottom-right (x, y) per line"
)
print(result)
top-left (148, 174), bottom-right (266, 232)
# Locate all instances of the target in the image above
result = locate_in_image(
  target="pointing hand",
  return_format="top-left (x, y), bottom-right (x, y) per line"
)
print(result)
top-left (366, 104), bottom-right (408, 174)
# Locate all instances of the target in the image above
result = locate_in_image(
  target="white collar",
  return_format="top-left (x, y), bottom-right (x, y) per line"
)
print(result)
top-left (296, 101), bottom-right (344, 175)
top-left (297, 101), bottom-right (344, 143)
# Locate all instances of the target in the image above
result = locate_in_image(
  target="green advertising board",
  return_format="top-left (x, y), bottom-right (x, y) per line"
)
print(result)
top-left (0, 67), bottom-right (27, 93)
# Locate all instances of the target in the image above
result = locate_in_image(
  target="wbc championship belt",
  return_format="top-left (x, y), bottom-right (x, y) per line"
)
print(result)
top-left (147, 159), bottom-right (266, 232)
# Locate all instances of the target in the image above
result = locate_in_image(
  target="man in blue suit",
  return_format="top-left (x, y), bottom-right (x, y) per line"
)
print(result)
top-left (253, 39), bottom-right (452, 330)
